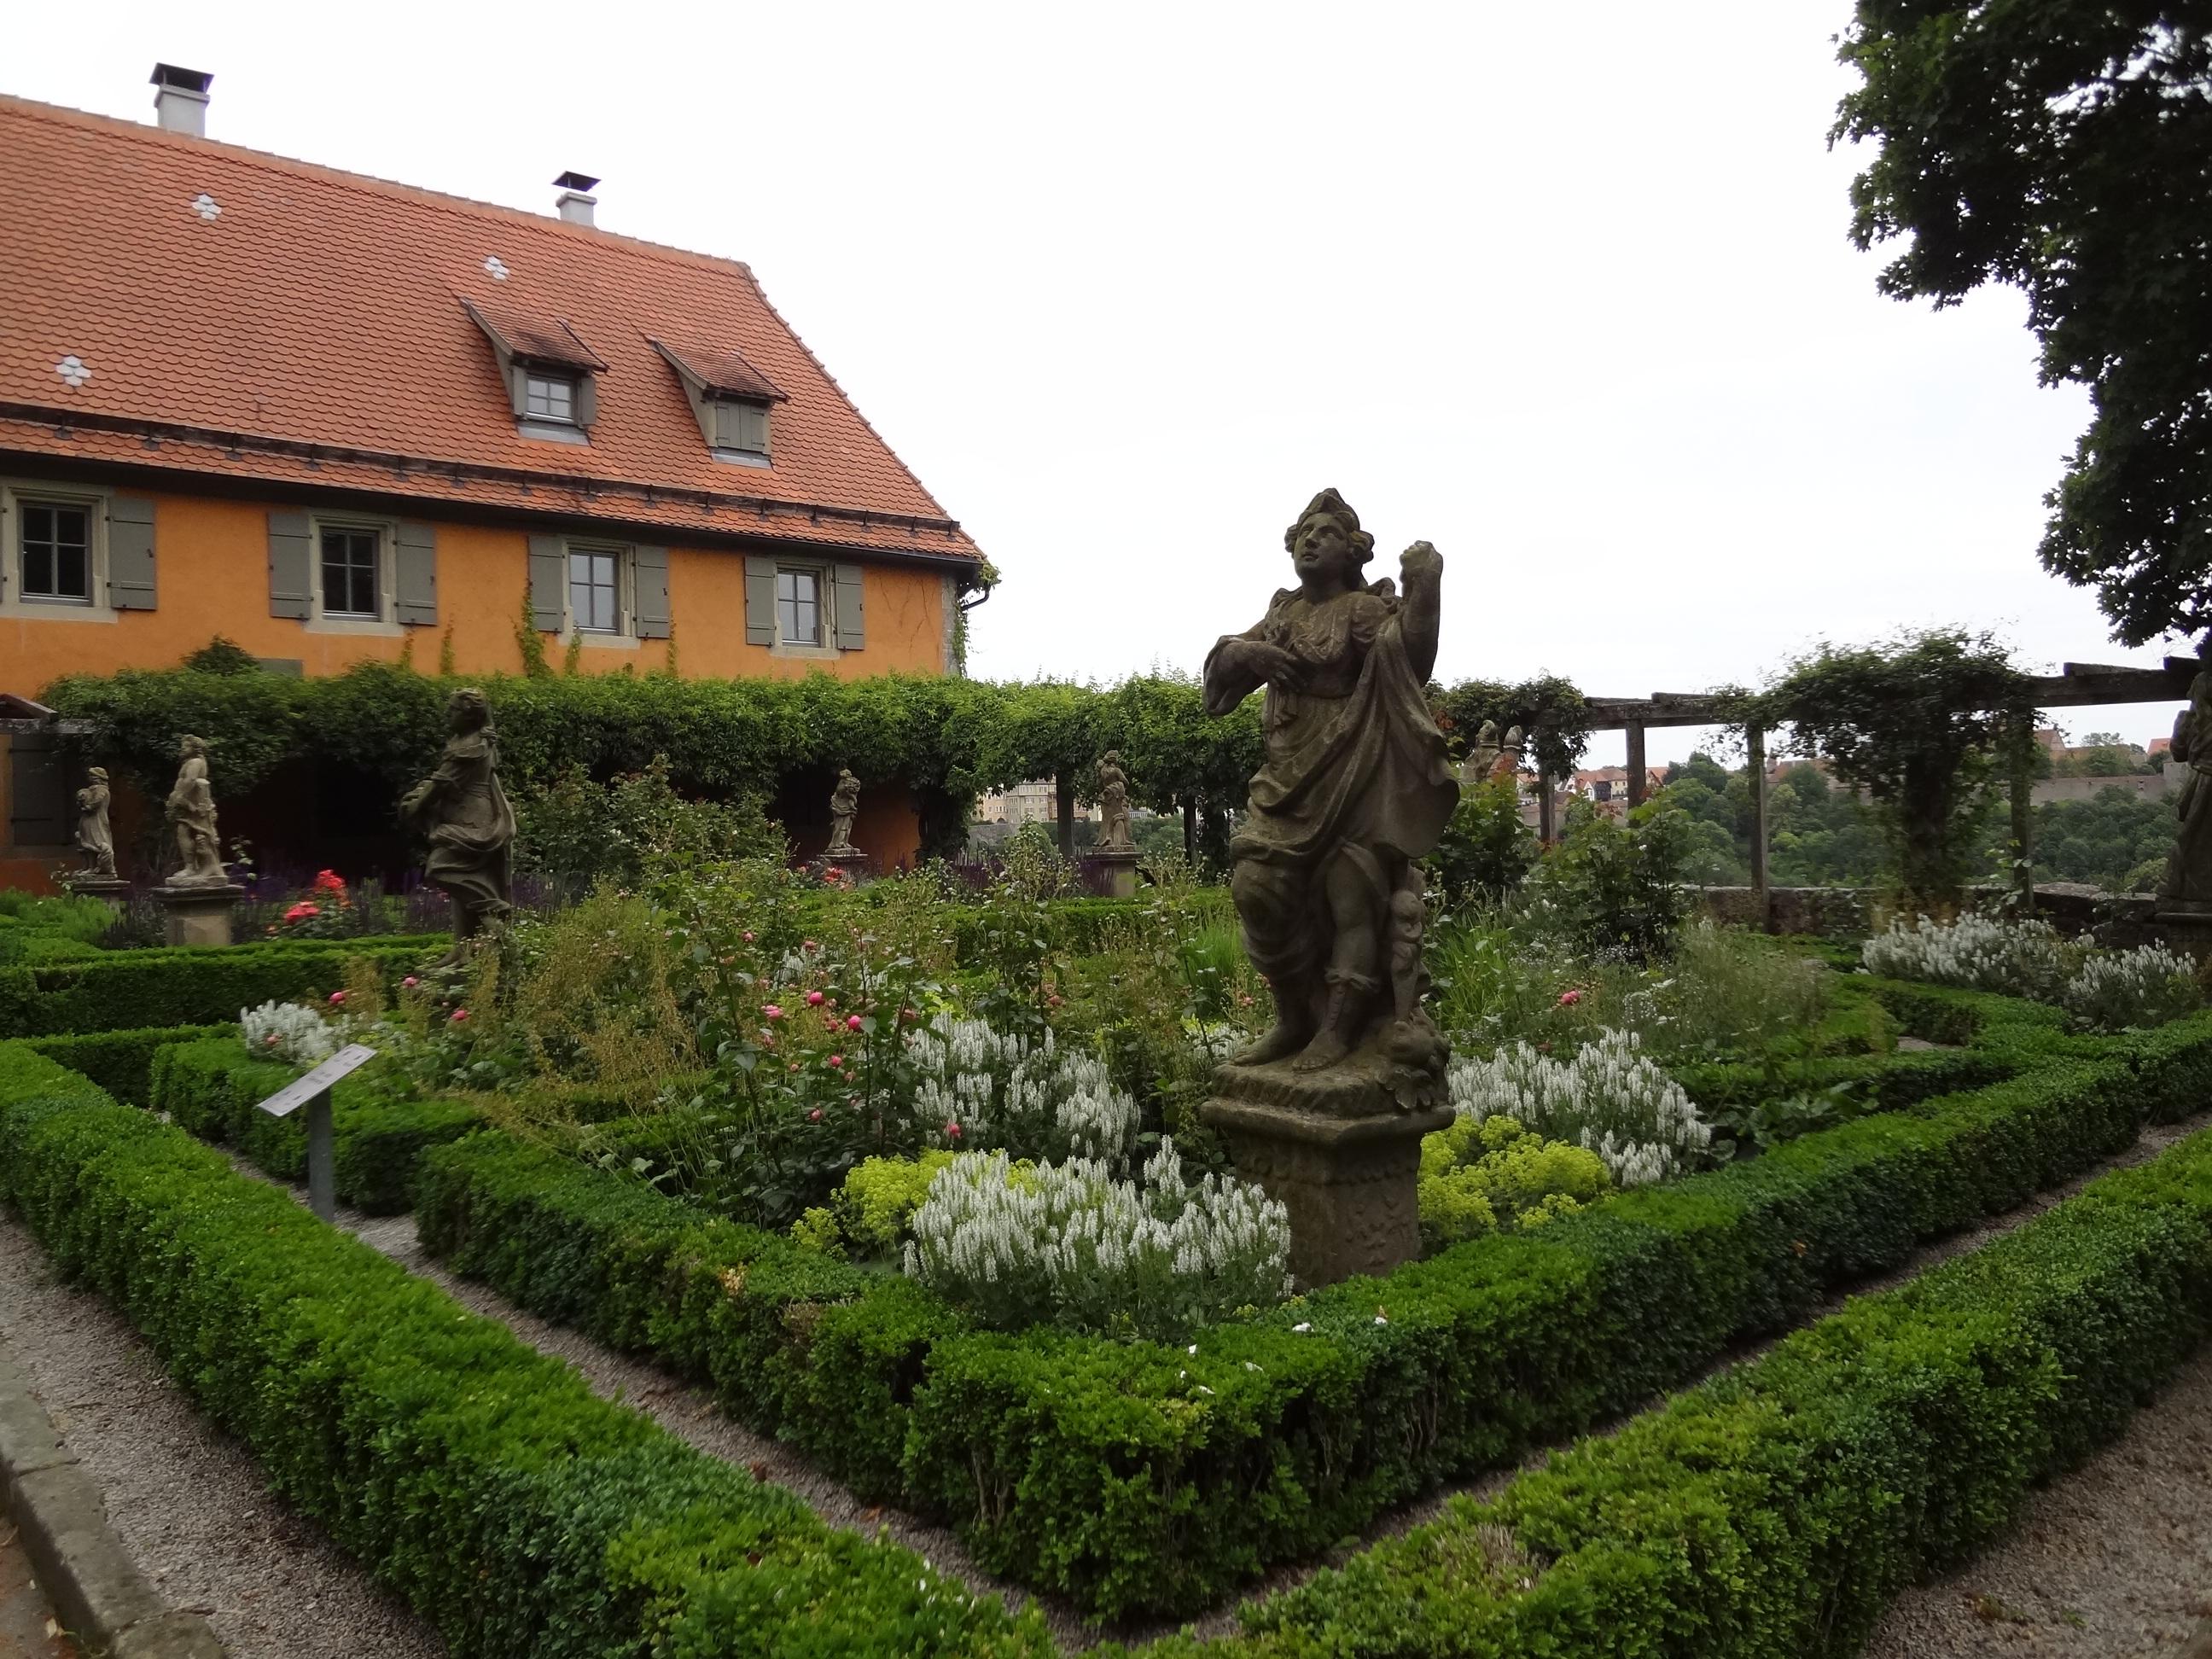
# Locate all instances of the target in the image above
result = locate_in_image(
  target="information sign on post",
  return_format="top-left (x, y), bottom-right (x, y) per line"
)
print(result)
top-left (255, 1043), bottom-right (375, 1222)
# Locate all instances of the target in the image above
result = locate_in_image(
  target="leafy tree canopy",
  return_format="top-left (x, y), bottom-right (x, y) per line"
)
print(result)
top-left (1835, 4), bottom-right (2212, 644)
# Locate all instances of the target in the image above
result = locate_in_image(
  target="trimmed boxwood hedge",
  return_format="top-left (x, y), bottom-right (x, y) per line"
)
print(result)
top-left (408, 995), bottom-right (2212, 1619)
top-left (1121, 1124), bottom-right (2212, 1657)
top-left (23, 1022), bottom-right (227, 1105)
top-left (0, 1045), bottom-right (1051, 1658)
top-left (0, 936), bottom-right (441, 1037)
top-left (150, 1036), bottom-right (483, 1214)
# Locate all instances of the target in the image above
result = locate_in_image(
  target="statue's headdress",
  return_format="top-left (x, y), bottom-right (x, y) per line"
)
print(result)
top-left (1284, 487), bottom-right (1376, 569)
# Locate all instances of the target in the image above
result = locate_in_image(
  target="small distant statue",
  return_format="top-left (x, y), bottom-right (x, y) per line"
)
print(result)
top-left (1097, 749), bottom-right (1136, 853)
top-left (164, 736), bottom-right (230, 887)
top-left (825, 768), bottom-right (862, 859)
top-left (1467, 722), bottom-right (1525, 785)
top-left (2159, 642), bottom-right (2212, 912)
top-left (1202, 489), bottom-right (1458, 1083)
top-left (400, 687), bottom-right (515, 943)
top-left (72, 765), bottom-right (116, 880)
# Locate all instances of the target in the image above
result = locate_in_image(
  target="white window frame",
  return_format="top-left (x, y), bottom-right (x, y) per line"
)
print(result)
top-left (772, 562), bottom-right (833, 652)
top-left (562, 538), bottom-right (639, 649)
top-left (524, 370), bottom-right (579, 426)
top-left (305, 513), bottom-right (404, 636)
top-left (0, 478), bottom-right (115, 624)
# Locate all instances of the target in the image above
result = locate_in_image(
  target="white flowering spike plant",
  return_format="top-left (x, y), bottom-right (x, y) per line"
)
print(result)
top-left (1863, 913), bottom-right (2202, 1032)
top-left (903, 1138), bottom-right (1293, 1341)
top-left (1446, 1027), bottom-right (1711, 1185)
top-left (905, 1015), bottom-right (1140, 1166)
top-left (239, 999), bottom-right (336, 1069)
top-left (2060, 944), bottom-right (2201, 1033)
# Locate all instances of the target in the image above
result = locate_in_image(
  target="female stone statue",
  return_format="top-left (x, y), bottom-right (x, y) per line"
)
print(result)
top-left (164, 736), bottom-right (229, 886)
top-left (825, 768), bottom-right (863, 858)
top-left (1202, 489), bottom-right (1458, 1074)
top-left (2159, 644), bottom-right (2212, 911)
top-left (400, 688), bottom-right (515, 941)
top-left (1097, 749), bottom-right (1136, 853)
top-left (73, 766), bottom-right (116, 879)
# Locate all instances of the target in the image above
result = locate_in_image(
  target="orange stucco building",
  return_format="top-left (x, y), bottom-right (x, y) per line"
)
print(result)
top-left (0, 69), bottom-right (985, 882)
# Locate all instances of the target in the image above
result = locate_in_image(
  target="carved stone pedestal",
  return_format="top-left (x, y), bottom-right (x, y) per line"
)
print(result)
top-left (152, 882), bottom-right (243, 947)
top-left (1092, 850), bottom-right (1138, 899)
top-left (1201, 1047), bottom-right (1451, 1289)
top-left (820, 851), bottom-right (875, 885)
top-left (60, 876), bottom-right (132, 911)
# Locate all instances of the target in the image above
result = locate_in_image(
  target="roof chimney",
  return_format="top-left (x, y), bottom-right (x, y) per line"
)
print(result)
top-left (150, 63), bottom-right (212, 137)
top-left (553, 172), bottom-right (600, 227)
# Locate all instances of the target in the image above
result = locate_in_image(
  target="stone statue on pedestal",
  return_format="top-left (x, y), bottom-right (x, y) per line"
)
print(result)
top-left (825, 769), bottom-right (863, 859)
top-left (2159, 643), bottom-right (2212, 916)
top-left (73, 766), bottom-right (116, 880)
top-left (401, 688), bottom-right (515, 943)
top-left (1197, 489), bottom-right (1461, 1286)
top-left (1097, 750), bottom-right (1136, 854)
top-left (164, 736), bottom-right (230, 887)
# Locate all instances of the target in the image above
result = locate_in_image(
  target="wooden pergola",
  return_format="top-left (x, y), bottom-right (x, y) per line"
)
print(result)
top-left (1560, 659), bottom-right (2198, 908)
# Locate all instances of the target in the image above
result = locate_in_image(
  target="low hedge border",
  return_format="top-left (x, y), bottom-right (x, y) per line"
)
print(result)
top-left (23, 1023), bottom-right (227, 1106)
top-left (0, 1045), bottom-right (1051, 1658)
top-left (0, 937), bottom-right (442, 1038)
top-left (409, 996), bottom-right (2212, 1619)
top-left (1125, 1122), bottom-right (2212, 1657)
top-left (149, 1037), bottom-right (483, 1215)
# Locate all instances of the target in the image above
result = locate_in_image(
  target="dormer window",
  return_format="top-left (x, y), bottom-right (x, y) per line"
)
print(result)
top-left (652, 339), bottom-right (787, 468)
top-left (463, 298), bottom-right (606, 446)
top-left (524, 371), bottom-right (577, 425)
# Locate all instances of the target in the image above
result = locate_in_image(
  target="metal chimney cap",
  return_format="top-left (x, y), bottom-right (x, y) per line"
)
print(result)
top-left (553, 171), bottom-right (600, 193)
top-left (150, 63), bottom-right (214, 93)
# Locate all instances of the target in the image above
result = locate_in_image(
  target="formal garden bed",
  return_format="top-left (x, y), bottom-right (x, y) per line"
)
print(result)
top-left (4, 812), bottom-right (2211, 1646)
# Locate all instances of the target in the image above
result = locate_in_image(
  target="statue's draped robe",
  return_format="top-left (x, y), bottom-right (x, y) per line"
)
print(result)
top-left (167, 758), bottom-right (226, 883)
top-left (411, 730), bottom-right (515, 913)
top-left (1205, 585), bottom-right (1457, 876)
top-left (76, 783), bottom-right (114, 873)
top-left (2163, 669), bottom-right (2212, 905)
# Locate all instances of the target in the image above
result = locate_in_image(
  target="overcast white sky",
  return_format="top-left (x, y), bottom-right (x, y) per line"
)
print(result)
top-left (11, 1), bottom-right (2190, 764)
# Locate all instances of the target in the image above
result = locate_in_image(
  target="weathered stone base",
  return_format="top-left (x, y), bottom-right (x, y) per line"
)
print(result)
top-left (152, 883), bottom-right (242, 947)
top-left (59, 876), bottom-right (131, 911)
top-left (1091, 850), bottom-right (1138, 899)
top-left (820, 850), bottom-right (875, 884)
top-left (1202, 1048), bottom-right (1450, 1289)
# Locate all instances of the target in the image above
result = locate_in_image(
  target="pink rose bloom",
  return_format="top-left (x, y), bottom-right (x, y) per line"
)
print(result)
top-left (806, 990), bottom-right (825, 1007)
top-left (1558, 989), bottom-right (1582, 1007)
top-left (945, 1121), bottom-right (963, 1138)
top-left (802, 939), bottom-right (819, 953)
top-left (763, 1004), bottom-right (784, 1021)
top-left (263, 1033), bottom-right (280, 1047)
top-left (450, 1008), bottom-right (470, 1023)
top-left (328, 990), bottom-right (347, 1005)
top-left (401, 975), bottom-right (420, 989)
top-left (826, 1054), bottom-right (843, 1068)
top-left (846, 1014), bottom-right (864, 1031)
top-left (741, 930), bottom-right (756, 944)
top-left (807, 1108), bottom-right (824, 1121)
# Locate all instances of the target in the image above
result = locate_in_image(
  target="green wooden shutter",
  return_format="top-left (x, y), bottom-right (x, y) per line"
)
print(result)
top-left (395, 521), bottom-right (438, 626)
top-left (268, 510), bottom-right (311, 619)
top-left (833, 563), bottom-right (866, 650)
top-left (633, 545), bottom-right (671, 638)
top-left (573, 375), bottom-right (598, 430)
top-left (107, 496), bottom-right (157, 610)
top-left (744, 556), bottom-right (776, 646)
top-left (527, 535), bottom-right (566, 632)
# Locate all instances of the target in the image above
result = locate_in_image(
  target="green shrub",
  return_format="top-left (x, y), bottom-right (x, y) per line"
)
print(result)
top-left (1528, 795), bottom-right (1697, 961)
top-left (22, 1023), bottom-right (226, 1105)
top-left (0, 938), bottom-right (439, 1037)
top-left (0, 1049), bottom-right (1049, 1658)
top-left (1417, 1115), bottom-right (1610, 1248)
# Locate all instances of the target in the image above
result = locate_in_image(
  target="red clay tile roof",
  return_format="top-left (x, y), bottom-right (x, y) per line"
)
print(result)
top-left (0, 93), bottom-right (979, 566)
top-left (462, 300), bottom-right (609, 372)
top-left (651, 339), bottom-right (788, 404)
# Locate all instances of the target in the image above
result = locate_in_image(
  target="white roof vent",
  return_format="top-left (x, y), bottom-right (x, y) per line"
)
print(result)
top-left (151, 63), bottom-right (212, 137)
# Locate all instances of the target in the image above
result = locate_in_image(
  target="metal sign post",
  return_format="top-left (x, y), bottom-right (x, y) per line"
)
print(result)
top-left (253, 1043), bottom-right (375, 1222)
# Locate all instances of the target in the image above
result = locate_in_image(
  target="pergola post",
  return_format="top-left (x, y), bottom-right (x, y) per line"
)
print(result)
top-left (1537, 766), bottom-right (1556, 845)
top-left (2009, 711), bottom-right (2036, 914)
top-left (1746, 724), bottom-right (1770, 928)
top-left (1055, 774), bottom-right (1076, 858)
top-left (1624, 723), bottom-right (1647, 808)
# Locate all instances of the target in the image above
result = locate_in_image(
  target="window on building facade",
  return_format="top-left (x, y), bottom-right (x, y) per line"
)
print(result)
top-left (524, 372), bottom-right (577, 424)
top-left (776, 567), bottom-right (823, 646)
top-left (320, 526), bottom-right (381, 618)
top-left (713, 399), bottom-right (771, 457)
top-left (569, 548), bottom-right (622, 633)
top-left (18, 501), bottom-right (92, 602)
